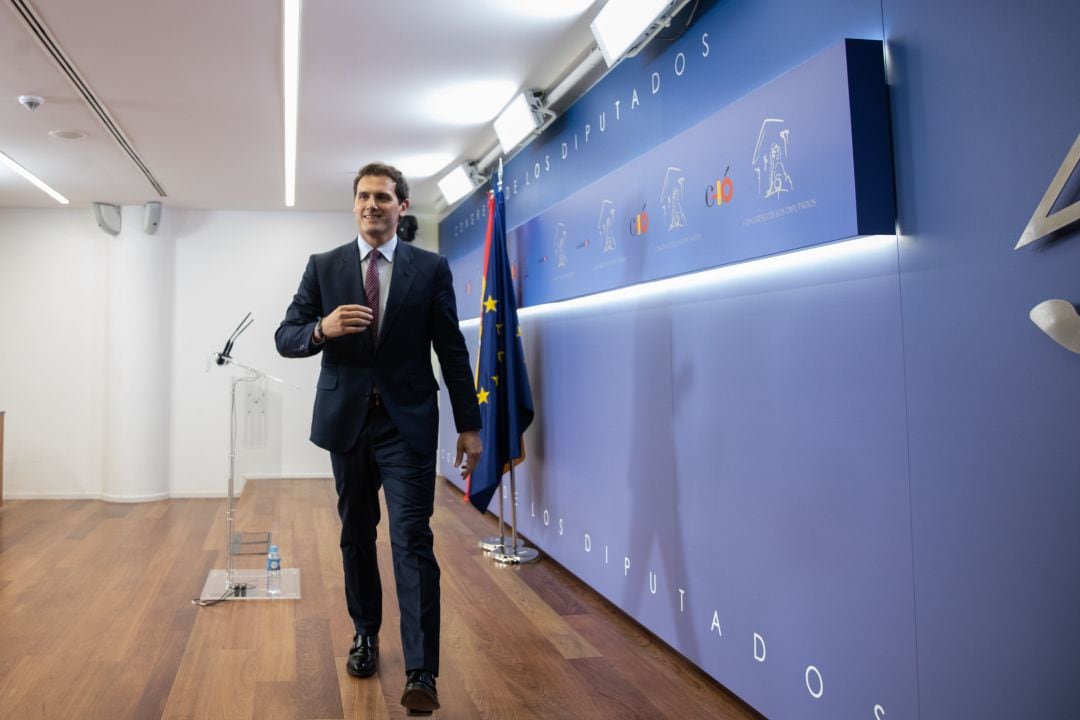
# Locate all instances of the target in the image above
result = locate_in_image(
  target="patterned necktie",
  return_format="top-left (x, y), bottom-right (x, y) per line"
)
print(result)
top-left (365, 249), bottom-right (379, 340)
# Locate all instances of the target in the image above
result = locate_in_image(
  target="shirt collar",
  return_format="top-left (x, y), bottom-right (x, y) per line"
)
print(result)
top-left (357, 234), bottom-right (398, 262)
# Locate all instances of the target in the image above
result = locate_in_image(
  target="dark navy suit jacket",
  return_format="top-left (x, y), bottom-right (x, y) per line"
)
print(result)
top-left (275, 238), bottom-right (480, 456)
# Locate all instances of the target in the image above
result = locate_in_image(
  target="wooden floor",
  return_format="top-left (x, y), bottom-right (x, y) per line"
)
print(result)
top-left (0, 479), bottom-right (761, 720)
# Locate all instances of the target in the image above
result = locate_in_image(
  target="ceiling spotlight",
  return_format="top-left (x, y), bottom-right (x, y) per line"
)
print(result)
top-left (494, 91), bottom-right (546, 153)
top-left (438, 162), bottom-right (483, 205)
top-left (18, 94), bottom-right (44, 111)
top-left (591, 0), bottom-right (674, 67)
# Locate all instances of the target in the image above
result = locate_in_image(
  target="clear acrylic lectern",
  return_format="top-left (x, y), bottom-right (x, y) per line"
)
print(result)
top-left (199, 314), bottom-right (302, 601)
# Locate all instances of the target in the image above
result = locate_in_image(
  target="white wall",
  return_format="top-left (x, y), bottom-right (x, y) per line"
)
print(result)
top-left (168, 209), bottom-right (357, 496)
top-left (1, 206), bottom-right (391, 499)
top-left (409, 211), bottom-right (439, 253)
top-left (102, 205), bottom-right (175, 501)
top-left (0, 209), bottom-right (109, 498)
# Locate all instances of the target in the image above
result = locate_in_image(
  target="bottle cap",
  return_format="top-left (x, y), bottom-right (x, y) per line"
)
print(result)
top-left (270, 545), bottom-right (279, 552)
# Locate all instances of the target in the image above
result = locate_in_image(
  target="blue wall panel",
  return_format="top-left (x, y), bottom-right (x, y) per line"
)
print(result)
top-left (883, 0), bottom-right (1080, 717)
top-left (670, 241), bottom-right (916, 718)
top-left (439, 0), bottom-right (1080, 717)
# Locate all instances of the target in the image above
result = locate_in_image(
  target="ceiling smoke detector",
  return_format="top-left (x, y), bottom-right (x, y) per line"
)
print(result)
top-left (18, 95), bottom-right (44, 111)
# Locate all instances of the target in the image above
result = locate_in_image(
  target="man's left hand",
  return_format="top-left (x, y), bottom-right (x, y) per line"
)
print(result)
top-left (455, 431), bottom-right (483, 478)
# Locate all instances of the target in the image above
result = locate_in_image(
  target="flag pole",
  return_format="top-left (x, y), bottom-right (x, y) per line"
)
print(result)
top-left (478, 483), bottom-right (521, 552)
top-left (492, 463), bottom-right (539, 564)
top-left (482, 155), bottom-right (537, 564)
top-left (477, 483), bottom-right (504, 551)
top-left (478, 158), bottom-right (522, 554)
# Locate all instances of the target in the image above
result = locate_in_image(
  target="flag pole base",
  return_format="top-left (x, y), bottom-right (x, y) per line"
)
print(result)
top-left (479, 536), bottom-right (524, 552)
top-left (491, 546), bottom-right (541, 565)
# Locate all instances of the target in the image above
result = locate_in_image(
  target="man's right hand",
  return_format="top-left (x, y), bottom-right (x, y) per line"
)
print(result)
top-left (318, 304), bottom-right (374, 340)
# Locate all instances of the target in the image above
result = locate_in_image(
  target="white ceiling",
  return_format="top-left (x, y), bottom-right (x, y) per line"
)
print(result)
top-left (0, 0), bottom-right (604, 214)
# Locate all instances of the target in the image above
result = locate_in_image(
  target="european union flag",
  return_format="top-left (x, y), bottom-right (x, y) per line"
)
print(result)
top-left (465, 181), bottom-right (534, 513)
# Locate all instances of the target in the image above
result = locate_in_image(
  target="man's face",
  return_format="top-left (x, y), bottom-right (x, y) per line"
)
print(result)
top-left (354, 174), bottom-right (409, 245)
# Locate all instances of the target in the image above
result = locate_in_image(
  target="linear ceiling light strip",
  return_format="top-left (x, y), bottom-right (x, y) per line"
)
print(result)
top-left (9, 0), bottom-right (167, 197)
top-left (282, 0), bottom-right (300, 207)
top-left (0, 149), bottom-right (69, 203)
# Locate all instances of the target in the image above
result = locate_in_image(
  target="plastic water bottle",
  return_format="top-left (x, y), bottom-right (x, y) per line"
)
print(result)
top-left (266, 545), bottom-right (282, 596)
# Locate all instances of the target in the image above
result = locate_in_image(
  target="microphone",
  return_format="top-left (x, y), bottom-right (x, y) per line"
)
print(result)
top-left (215, 312), bottom-right (253, 366)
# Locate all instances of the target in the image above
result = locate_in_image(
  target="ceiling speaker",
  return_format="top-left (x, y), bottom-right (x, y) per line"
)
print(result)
top-left (144, 201), bottom-right (162, 235)
top-left (92, 202), bottom-right (121, 236)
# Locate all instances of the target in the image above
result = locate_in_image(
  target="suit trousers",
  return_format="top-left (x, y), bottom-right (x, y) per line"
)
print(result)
top-left (330, 398), bottom-right (441, 675)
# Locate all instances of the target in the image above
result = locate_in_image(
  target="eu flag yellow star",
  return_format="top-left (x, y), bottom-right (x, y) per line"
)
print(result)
top-left (491, 375), bottom-right (500, 387)
top-left (484, 295), bottom-right (498, 313)
top-left (477, 387), bottom-right (490, 404)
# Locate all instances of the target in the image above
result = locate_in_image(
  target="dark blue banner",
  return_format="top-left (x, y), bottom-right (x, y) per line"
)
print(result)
top-left (443, 40), bottom-right (893, 315)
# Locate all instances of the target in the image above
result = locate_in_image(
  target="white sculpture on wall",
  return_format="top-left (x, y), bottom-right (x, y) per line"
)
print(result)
top-left (1015, 133), bottom-right (1080, 355)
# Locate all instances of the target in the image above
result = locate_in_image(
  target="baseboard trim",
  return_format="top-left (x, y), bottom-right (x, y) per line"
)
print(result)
top-left (6, 491), bottom-right (217, 501)
top-left (168, 491), bottom-right (227, 499)
top-left (4, 491), bottom-right (169, 502)
top-left (3, 477), bottom-right (335, 503)
top-left (241, 474), bottom-right (334, 480)
top-left (3, 491), bottom-right (101, 500)
top-left (100, 492), bottom-right (170, 503)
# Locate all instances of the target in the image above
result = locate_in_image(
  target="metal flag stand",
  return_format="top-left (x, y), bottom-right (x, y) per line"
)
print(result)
top-left (478, 482), bottom-right (524, 552)
top-left (486, 464), bottom-right (539, 565)
top-left (479, 159), bottom-right (539, 565)
top-left (199, 314), bottom-right (302, 601)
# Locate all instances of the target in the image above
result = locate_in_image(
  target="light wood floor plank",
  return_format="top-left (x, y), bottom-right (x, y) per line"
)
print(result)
top-left (0, 480), bottom-right (761, 720)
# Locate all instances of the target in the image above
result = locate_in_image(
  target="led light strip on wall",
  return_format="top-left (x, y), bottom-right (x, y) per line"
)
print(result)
top-left (460, 234), bottom-right (896, 328)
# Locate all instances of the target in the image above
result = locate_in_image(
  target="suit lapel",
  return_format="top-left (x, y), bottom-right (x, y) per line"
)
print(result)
top-left (339, 238), bottom-right (363, 295)
top-left (381, 241), bottom-right (417, 342)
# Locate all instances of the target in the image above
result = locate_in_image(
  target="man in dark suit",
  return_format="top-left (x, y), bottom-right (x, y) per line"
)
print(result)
top-left (276, 162), bottom-right (482, 716)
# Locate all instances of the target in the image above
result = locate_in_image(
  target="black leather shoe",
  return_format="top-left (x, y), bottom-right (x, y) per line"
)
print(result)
top-left (346, 634), bottom-right (378, 678)
top-left (401, 669), bottom-right (439, 716)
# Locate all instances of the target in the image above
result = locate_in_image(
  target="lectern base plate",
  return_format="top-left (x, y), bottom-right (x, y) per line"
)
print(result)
top-left (199, 568), bottom-right (301, 601)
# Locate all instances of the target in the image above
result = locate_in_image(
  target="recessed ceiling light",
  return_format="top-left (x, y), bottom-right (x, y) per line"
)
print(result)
top-left (49, 130), bottom-right (86, 140)
top-left (425, 80), bottom-right (518, 125)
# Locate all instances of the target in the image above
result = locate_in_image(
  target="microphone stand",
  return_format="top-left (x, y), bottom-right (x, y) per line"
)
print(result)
top-left (199, 314), bottom-right (302, 601)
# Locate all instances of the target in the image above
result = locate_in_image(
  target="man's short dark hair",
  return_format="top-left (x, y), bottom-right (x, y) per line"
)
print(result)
top-left (353, 162), bottom-right (409, 203)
